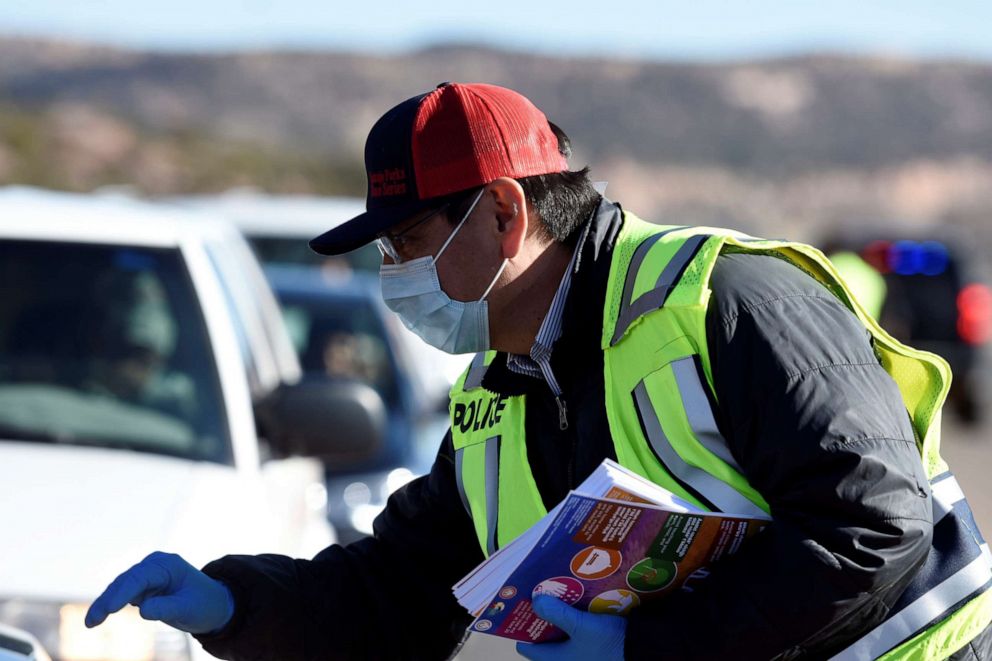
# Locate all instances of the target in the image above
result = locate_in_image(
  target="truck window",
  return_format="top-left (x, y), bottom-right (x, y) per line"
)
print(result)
top-left (0, 240), bottom-right (233, 464)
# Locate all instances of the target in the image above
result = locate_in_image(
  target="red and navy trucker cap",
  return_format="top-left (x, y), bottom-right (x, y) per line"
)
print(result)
top-left (309, 82), bottom-right (569, 255)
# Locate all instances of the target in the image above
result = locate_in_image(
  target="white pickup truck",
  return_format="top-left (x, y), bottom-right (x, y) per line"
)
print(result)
top-left (0, 188), bottom-right (384, 661)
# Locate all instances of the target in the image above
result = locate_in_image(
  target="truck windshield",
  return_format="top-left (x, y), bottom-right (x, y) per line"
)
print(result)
top-left (0, 239), bottom-right (232, 464)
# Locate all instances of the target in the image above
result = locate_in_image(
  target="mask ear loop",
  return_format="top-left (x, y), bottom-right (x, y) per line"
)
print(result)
top-left (434, 187), bottom-right (486, 262)
top-left (480, 258), bottom-right (509, 301)
top-left (481, 196), bottom-right (519, 299)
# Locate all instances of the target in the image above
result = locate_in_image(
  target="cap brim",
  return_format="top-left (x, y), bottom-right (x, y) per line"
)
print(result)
top-left (309, 197), bottom-right (434, 256)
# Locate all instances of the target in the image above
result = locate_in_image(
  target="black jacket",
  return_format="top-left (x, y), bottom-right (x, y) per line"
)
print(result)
top-left (196, 200), bottom-right (953, 660)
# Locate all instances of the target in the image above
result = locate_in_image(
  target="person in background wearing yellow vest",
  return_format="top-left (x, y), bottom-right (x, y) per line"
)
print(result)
top-left (828, 250), bottom-right (888, 321)
top-left (85, 83), bottom-right (992, 660)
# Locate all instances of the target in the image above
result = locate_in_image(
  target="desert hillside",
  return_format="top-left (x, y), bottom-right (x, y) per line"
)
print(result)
top-left (2, 37), bottom-right (991, 243)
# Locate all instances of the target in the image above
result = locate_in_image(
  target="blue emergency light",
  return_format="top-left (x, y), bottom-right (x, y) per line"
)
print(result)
top-left (867, 240), bottom-right (949, 277)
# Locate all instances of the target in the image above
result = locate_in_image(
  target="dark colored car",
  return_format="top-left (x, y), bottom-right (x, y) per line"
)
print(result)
top-left (264, 266), bottom-right (455, 544)
top-left (827, 233), bottom-right (992, 424)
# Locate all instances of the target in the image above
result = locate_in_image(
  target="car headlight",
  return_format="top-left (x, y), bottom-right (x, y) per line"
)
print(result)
top-left (0, 599), bottom-right (190, 661)
top-left (383, 468), bottom-right (415, 497)
top-left (340, 469), bottom-right (419, 536)
top-left (348, 504), bottom-right (381, 536)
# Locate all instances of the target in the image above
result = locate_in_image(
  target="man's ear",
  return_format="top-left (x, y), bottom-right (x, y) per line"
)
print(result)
top-left (488, 177), bottom-right (528, 260)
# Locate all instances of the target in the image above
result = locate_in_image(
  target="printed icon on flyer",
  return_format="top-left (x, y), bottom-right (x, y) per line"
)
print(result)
top-left (680, 566), bottom-right (711, 594)
top-left (570, 546), bottom-right (623, 580)
top-left (499, 586), bottom-right (518, 600)
top-left (484, 602), bottom-right (506, 617)
top-left (626, 557), bottom-right (678, 592)
top-left (474, 619), bottom-right (493, 632)
top-left (532, 576), bottom-right (584, 604)
top-left (589, 589), bottom-right (640, 615)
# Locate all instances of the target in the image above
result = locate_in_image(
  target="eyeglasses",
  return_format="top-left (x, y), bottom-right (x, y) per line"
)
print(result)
top-left (375, 203), bottom-right (451, 263)
top-left (375, 186), bottom-right (485, 263)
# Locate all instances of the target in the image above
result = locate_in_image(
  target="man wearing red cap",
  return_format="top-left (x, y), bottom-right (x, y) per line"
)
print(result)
top-left (86, 83), bottom-right (992, 660)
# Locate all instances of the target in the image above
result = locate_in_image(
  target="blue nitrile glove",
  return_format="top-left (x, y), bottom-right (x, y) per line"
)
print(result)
top-left (515, 595), bottom-right (627, 661)
top-left (85, 551), bottom-right (234, 634)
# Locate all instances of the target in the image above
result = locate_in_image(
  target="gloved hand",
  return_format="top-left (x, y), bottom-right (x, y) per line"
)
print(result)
top-left (515, 595), bottom-right (626, 661)
top-left (85, 551), bottom-right (234, 634)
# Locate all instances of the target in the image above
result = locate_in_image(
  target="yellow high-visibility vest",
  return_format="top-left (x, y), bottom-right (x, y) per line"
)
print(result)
top-left (450, 213), bottom-right (992, 659)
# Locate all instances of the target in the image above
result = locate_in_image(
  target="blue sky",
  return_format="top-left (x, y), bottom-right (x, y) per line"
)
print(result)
top-left (1, 0), bottom-right (990, 60)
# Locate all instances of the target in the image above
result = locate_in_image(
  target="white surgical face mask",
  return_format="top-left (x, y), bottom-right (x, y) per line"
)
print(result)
top-left (379, 188), bottom-right (508, 354)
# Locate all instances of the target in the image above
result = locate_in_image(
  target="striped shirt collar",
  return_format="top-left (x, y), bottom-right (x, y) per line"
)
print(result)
top-left (505, 245), bottom-right (579, 397)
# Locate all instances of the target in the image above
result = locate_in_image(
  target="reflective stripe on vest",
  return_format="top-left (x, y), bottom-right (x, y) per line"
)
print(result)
top-left (632, 357), bottom-right (765, 518)
top-left (453, 434), bottom-right (501, 556)
top-left (612, 230), bottom-right (706, 346)
top-left (933, 472), bottom-right (967, 523)
top-left (483, 436), bottom-right (501, 556)
top-left (832, 473), bottom-right (992, 660)
top-left (454, 448), bottom-right (470, 515)
top-left (671, 357), bottom-right (744, 473)
top-left (463, 352), bottom-right (488, 391)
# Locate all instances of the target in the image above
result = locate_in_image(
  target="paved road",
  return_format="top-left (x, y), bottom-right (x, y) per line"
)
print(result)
top-left (456, 633), bottom-right (518, 660)
top-left (940, 417), bottom-right (992, 534)
top-left (454, 415), bottom-right (991, 660)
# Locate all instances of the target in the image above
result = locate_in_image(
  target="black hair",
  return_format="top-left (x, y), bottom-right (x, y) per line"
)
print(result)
top-left (519, 122), bottom-right (600, 243)
top-left (446, 122), bottom-right (602, 244)
top-left (516, 166), bottom-right (601, 244)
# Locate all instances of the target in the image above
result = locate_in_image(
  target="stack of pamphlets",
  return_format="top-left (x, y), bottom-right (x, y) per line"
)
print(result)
top-left (452, 459), bottom-right (770, 643)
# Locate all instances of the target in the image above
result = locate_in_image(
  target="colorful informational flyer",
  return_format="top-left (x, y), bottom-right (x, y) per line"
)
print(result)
top-left (469, 492), bottom-right (767, 643)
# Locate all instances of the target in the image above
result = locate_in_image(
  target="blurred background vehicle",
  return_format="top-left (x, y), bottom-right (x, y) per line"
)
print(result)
top-left (0, 187), bottom-right (384, 661)
top-left (265, 266), bottom-right (452, 542)
top-left (171, 193), bottom-right (472, 542)
top-left (172, 190), bottom-right (375, 272)
top-left (825, 230), bottom-right (992, 424)
top-left (0, 623), bottom-right (50, 661)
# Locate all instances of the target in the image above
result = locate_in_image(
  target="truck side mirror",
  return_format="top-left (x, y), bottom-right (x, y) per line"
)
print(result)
top-left (256, 377), bottom-right (385, 468)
